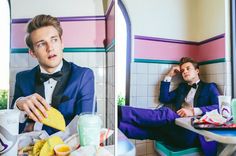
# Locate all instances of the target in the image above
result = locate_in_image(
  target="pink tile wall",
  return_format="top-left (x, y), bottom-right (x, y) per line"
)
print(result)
top-left (11, 20), bottom-right (106, 48)
top-left (134, 39), bottom-right (197, 61)
top-left (134, 35), bottom-right (225, 62)
top-left (106, 1), bottom-right (115, 46)
top-left (197, 38), bottom-right (225, 62)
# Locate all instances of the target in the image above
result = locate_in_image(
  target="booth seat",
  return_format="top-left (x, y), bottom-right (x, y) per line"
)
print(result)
top-left (154, 140), bottom-right (202, 156)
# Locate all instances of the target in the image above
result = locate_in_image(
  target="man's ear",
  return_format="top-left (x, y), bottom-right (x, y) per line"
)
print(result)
top-left (60, 37), bottom-right (64, 49)
top-left (29, 49), bottom-right (37, 58)
top-left (196, 68), bottom-right (200, 74)
top-left (62, 42), bottom-right (64, 49)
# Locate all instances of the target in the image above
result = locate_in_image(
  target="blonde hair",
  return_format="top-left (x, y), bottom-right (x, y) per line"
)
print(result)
top-left (25, 14), bottom-right (63, 50)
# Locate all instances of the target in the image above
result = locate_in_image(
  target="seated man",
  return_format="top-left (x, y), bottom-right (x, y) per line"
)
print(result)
top-left (11, 14), bottom-right (95, 135)
top-left (118, 57), bottom-right (220, 156)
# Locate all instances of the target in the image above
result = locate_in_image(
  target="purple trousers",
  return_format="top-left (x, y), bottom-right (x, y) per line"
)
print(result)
top-left (118, 106), bottom-right (217, 156)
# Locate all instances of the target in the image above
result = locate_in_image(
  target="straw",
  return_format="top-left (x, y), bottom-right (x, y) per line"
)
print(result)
top-left (224, 85), bottom-right (226, 96)
top-left (92, 76), bottom-right (96, 114)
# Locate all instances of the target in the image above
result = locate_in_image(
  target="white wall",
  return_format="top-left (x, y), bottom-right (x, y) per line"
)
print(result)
top-left (122, 0), bottom-right (197, 41)
top-left (121, 0), bottom-right (225, 41)
top-left (196, 0), bottom-right (225, 41)
top-left (10, 0), bottom-right (105, 18)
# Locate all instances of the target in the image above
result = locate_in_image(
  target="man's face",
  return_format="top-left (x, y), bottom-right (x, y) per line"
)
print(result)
top-left (29, 26), bottom-right (64, 73)
top-left (180, 62), bottom-right (199, 83)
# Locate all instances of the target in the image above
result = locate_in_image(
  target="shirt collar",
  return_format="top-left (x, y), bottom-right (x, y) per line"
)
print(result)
top-left (40, 60), bottom-right (63, 74)
top-left (195, 79), bottom-right (200, 85)
top-left (188, 79), bottom-right (200, 85)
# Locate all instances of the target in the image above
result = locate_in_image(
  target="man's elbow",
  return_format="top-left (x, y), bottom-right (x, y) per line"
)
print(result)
top-left (159, 96), bottom-right (168, 103)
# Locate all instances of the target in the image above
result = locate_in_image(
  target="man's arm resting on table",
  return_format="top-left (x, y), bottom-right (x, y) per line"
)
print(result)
top-left (177, 107), bottom-right (203, 117)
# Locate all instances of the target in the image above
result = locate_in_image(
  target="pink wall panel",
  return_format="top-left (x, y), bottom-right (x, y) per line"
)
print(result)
top-left (134, 36), bottom-right (225, 62)
top-left (106, 4), bottom-right (115, 45)
top-left (134, 39), bottom-right (198, 61)
top-left (11, 21), bottom-right (106, 48)
top-left (62, 21), bottom-right (105, 47)
top-left (11, 24), bottom-right (27, 48)
top-left (196, 38), bottom-right (225, 61)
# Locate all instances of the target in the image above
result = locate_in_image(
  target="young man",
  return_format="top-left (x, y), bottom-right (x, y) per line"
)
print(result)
top-left (118, 57), bottom-right (220, 156)
top-left (11, 15), bottom-right (95, 135)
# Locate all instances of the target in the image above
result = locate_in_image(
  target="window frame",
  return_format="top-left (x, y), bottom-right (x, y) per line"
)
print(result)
top-left (118, 0), bottom-right (132, 105)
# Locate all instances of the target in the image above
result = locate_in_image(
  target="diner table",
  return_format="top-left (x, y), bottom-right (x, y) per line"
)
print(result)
top-left (117, 129), bottom-right (136, 156)
top-left (175, 117), bottom-right (236, 156)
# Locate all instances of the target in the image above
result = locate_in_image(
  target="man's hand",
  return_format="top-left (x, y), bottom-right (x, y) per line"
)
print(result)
top-left (177, 108), bottom-right (194, 117)
top-left (167, 65), bottom-right (180, 77)
top-left (16, 93), bottom-right (50, 122)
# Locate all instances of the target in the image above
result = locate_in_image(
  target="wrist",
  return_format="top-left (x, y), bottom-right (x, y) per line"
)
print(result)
top-left (15, 98), bottom-right (24, 111)
top-left (191, 108), bottom-right (195, 116)
top-left (167, 73), bottom-right (173, 77)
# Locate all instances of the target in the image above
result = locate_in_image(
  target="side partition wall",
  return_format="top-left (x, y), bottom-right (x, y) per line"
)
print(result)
top-left (105, 0), bottom-right (115, 144)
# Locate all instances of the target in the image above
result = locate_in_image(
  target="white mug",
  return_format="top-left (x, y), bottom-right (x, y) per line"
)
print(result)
top-left (0, 109), bottom-right (20, 156)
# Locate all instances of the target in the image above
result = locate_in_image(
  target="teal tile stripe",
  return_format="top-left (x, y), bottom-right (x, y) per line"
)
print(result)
top-left (11, 40), bottom-right (115, 53)
top-left (134, 59), bottom-right (179, 64)
top-left (64, 47), bottom-right (105, 52)
top-left (134, 58), bottom-right (226, 65)
top-left (106, 39), bottom-right (115, 52)
top-left (11, 47), bottom-right (106, 53)
top-left (198, 58), bottom-right (226, 65)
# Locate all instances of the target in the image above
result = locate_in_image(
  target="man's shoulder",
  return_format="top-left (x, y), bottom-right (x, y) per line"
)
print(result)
top-left (70, 62), bottom-right (92, 72)
top-left (16, 66), bottom-right (38, 78)
top-left (200, 81), bottom-right (217, 87)
top-left (70, 62), bottom-right (93, 76)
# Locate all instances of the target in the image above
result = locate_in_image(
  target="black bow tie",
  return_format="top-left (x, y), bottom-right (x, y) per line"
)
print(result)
top-left (40, 71), bottom-right (63, 82)
top-left (189, 83), bottom-right (197, 89)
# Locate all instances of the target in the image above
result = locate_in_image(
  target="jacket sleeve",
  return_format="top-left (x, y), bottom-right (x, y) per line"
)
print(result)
top-left (11, 73), bottom-right (23, 108)
top-left (199, 83), bottom-right (220, 114)
top-left (75, 68), bottom-right (96, 113)
top-left (159, 81), bottom-right (179, 104)
top-left (11, 72), bottom-right (28, 133)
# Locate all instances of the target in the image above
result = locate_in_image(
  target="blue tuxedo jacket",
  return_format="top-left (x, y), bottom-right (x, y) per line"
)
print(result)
top-left (159, 80), bottom-right (220, 114)
top-left (11, 61), bottom-right (95, 135)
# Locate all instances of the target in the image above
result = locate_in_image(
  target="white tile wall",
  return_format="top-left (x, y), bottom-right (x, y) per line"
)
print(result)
top-left (129, 139), bottom-right (158, 156)
top-left (136, 74), bottom-right (148, 85)
top-left (130, 62), bottom-right (171, 108)
top-left (137, 85), bottom-right (148, 97)
top-left (136, 97), bottom-right (148, 108)
top-left (70, 53), bottom-right (89, 67)
top-left (88, 53), bottom-right (105, 67)
top-left (136, 63), bottom-right (148, 74)
top-left (200, 62), bottom-right (232, 96)
top-left (147, 85), bottom-right (156, 97)
top-left (10, 53), bottom-right (29, 68)
top-left (106, 51), bottom-right (115, 145)
top-left (28, 56), bottom-right (38, 68)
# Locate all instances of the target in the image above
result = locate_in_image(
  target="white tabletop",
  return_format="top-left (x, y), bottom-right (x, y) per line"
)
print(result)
top-left (175, 117), bottom-right (236, 144)
top-left (118, 129), bottom-right (136, 156)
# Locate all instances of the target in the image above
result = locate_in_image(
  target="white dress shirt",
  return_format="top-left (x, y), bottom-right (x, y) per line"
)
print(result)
top-left (164, 76), bottom-right (202, 115)
top-left (14, 61), bottom-right (63, 131)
